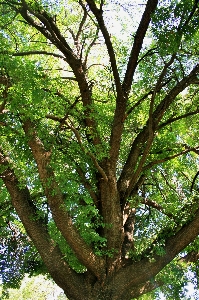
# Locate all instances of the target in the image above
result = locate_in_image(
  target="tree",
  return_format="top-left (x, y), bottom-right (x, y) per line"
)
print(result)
top-left (0, 0), bottom-right (199, 299)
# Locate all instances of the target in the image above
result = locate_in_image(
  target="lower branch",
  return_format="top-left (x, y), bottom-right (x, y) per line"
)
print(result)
top-left (111, 207), bottom-right (199, 300)
top-left (22, 119), bottom-right (106, 280)
top-left (0, 152), bottom-right (88, 300)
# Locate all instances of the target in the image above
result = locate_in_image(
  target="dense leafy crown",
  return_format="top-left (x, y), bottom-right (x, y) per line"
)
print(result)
top-left (0, 0), bottom-right (199, 299)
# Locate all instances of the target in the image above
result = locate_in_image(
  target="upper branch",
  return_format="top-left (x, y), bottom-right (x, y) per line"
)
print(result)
top-left (84, 27), bottom-right (99, 66)
top-left (159, 107), bottom-right (199, 129)
top-left (107, 0), bottom-right (158, 170)
top-left (16, 1), bottom-right (102, 146)
top-left (143, 147), bottom-right (196, 171)
top-left (142, 198), bottom-right (174, 219)
top-left (122, 0), bottom-right (158, 96)
top-left (118, 63), bottom-right (199, 198)
top-left (66, 119), bottom-right (108, 181)
top-left (152, 64), bottom-right (199, 124)
top-left (85, 0), bottom-right (122, 95)
top-left (19, 1), bottom-right (75, 58)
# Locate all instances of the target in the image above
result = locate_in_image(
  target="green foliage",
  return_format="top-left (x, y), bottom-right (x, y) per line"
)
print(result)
top-left (0, 0), bottom-right (199, 299)
top-left (0, 274), bottom-right (68, 300)
top-left (151, 0), bottom-right (199, 54)
top-left (0, 220), bottom-right (46, 289)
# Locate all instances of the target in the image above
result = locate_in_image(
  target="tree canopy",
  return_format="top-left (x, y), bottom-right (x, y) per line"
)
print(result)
top-left (0, 0), bottom-right (199, 299)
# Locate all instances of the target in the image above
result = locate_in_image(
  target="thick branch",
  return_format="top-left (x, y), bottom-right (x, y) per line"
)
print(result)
top-left (121, 208), bottom-right (136, 259)
top-left (126, 280), bottom-right (162, 299)
top-left (85, 0), bottom-right (122, 95)
top-left (0, 151), bottom-right (87, 300)
top-left (111, 207), bottom-right (199, 300)
top-left (22, 119), bottom-right (105, 280)
top-left (122, 0), bottom-right (158, 95)
top-left (108, 0), bottom-right (158, 169)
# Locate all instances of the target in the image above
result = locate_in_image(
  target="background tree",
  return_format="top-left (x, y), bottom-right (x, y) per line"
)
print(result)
top-left (0, 274), bottom-right (67, 300)
top-left (0, 0), bottom-right (199, 299)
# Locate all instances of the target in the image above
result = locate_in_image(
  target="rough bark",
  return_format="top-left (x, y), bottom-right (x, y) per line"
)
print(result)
top-left (22, 120), bottom-right (106, 281)
top-left (0, 152), bottom-right (88, 300)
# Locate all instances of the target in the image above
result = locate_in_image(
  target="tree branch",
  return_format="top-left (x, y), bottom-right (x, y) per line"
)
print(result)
top-left (17, 2), bottom-right (102, 147)
top-left (76, 165), bottom-right (99, 206)
top-left (126, 76), bottom-right (175, 119)
top-left (66, 119), bottom-right (108, 182)
top-left (19, 1), bottom-right (75, 59)
top-left (84, 28), bottom-right (99, 66)
top-left (0, 150), bottom-right (88, 299)
top-left (22, 119), bottom-right (105, 280)
top-left (143, 147), bottom-right (195, 171)
top-left (85, 0), bottom-right (122, 95)
top-left (111, 207), bottom-right (199, 299)
top-left (121, 208), bottom-right (136, 258)
top-left (137, 47), bottom-right (158, 64)
top-left (179, 0), bottom-right (199, 31)
top-left (107, 0), bottom-right (158, 169)
top-left (77, 7), bottom-right (125, 172)
top-left (125, 279), bottom-right (162, 299)
top-left (72, 4), bottom-right (90, 60)
top-left (179, 251), bottom-right (199, 264)
top-left (1, 50), bottom-right (66, 60)
top-left (122, 0), bottom-right (158, 96)
top-left (118, 63), bottom-right (199, 198)
top-left (159, 107), bottom-right (199, 129)
top-left (153, 63), bottom-right (199, 123)
top-left (142, 198), bottom-right (174, 219)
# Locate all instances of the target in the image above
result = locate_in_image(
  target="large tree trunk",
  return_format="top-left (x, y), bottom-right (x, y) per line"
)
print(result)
top-left (3, 156), bottom-right (199, 300)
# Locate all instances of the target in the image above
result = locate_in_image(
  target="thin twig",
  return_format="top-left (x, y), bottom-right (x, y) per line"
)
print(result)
top-left (3, 50), bottom-right (66, 60)
top-left (159, 108), bottom-right (199, 129)
top-left (143, 147), bottom-right (194, 171)
top-left (66, 119), bottom-right (108, 182)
